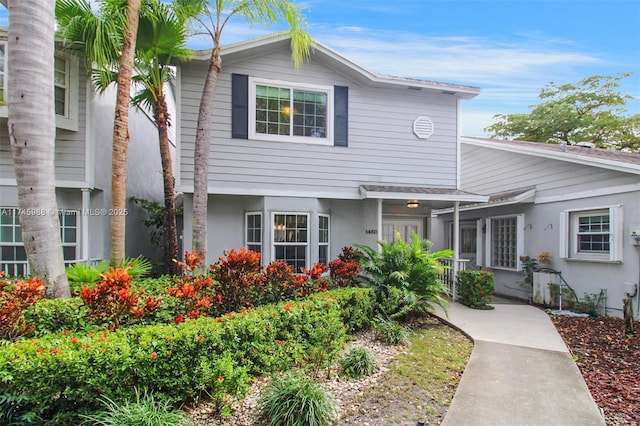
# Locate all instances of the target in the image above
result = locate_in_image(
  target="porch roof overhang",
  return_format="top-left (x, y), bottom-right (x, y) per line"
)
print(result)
top-left (431, 187), bottom-right (537, 216)
top-left (359, 185), bottom-right (489, 206)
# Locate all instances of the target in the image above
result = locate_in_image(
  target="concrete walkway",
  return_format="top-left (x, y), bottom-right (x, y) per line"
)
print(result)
top-left (433, 301), bottom-right (605, 426)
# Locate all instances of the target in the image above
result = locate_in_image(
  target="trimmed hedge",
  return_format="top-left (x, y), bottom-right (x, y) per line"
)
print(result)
top-left (0, 287), bottom-right (374, 425)
top-left (456, 269), bottom-right (495, 310)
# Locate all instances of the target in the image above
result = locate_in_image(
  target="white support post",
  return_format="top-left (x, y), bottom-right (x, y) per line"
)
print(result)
top-left (452, 201), bottom-right (460, 300)
top-left (81, 188), bottom-right (90, 262)
top-left (377, 198), bottom-right (383, 252)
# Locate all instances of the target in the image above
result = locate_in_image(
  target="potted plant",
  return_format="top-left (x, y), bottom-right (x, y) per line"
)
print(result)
top-left (537, 251), bottom-right (552, 265)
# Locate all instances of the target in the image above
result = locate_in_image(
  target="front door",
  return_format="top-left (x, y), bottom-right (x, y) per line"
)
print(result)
top-left (382, 219), bottom-right (424, 242)
top-left (450, 221), bottom-right (478, 264)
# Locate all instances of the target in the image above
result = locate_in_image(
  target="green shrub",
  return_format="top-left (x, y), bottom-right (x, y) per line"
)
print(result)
top-left (0, 288), bottom-right (366, 424)
top-left (355, 231), bottom-right (450, 319)
top-left (23, 297), bottom-right (91, 336)
top-left (256, 372), bottom-right (338, 426)
top-left (374, 318), bottom-right (410, 345)
top-left (339, 346), bottom-right (379, 378)
top-left (456, 269), bottom-right (495, 310)
top-left (79, 389), bottom-right (193, 426)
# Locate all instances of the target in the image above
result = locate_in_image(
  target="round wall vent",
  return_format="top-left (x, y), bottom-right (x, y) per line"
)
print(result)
top-left (413, 116), bottom-right (434, 139)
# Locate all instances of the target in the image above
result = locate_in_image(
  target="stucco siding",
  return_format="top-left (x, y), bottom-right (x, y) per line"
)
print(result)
top-left (179, 48), bottom-right (460, 197)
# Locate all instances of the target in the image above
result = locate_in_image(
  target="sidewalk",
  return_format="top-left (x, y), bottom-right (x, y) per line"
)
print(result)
top-left (433, 301), bottom-right (605, 426)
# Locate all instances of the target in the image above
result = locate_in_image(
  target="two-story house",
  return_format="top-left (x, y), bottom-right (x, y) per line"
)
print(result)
top-left (176, 33), bottom-right (487, 271)
top-left (0, 28), bottom-right (167, 275)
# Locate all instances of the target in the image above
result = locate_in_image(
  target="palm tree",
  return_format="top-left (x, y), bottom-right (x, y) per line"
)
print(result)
top-left (56, 0), bottom-right (141, 267)
top-left (130, 1), bottom-right (191, 275)
top-left (110, 0), bottom-right (141, 267)
top-left (60, 0), bottom-right (191, 274)
top-left (175, 0), bottom-right (312, 263)
top-left (7, 0), bottom-right (70, 297)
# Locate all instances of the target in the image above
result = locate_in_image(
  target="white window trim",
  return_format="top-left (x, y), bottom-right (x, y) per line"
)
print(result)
top-left (55, 52), bottom-right (79, 131)
top-left (248, 77), bottom-right (334, 146)
top-left (271, 212), bottom-right (310, 269)
top-left (0, 41), bottom-right (7, 105)
top-left (559, 205), bottom-right (623, 263)
top-left (484, 214), bottom-right (524, 271)
top-left (245, 211), bottom-right (262, 254)
top-left (0, 207), bottom-right (80, 262)
top-left (319, 213), bottom-right (330, 264)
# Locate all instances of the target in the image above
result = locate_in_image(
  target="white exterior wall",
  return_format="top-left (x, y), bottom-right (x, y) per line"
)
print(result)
top-left (434, 142), bottom-right (640, 319)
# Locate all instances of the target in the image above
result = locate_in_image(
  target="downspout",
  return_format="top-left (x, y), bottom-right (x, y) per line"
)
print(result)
top-left (452, 201), bottom-right (460, 300)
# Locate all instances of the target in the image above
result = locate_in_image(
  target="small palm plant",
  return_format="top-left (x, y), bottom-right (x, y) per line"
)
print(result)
top-left (355, 231), bottom-right (451, 318)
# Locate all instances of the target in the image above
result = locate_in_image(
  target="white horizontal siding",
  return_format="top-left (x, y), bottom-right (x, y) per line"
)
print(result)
top-left (179, 48), bottom-right (460, 196)
top-left (0, 66), bottom-right (88, 184)
top-left (461, 144), bottom-right (639, 197)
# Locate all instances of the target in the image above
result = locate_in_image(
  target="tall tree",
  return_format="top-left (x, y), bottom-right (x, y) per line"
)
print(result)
top-left (7, 0), bottom-right (70, 297)
top-left (110, 0), bottom-right (141, 267)
top-left (486, 73), bottom-right (640, 151)
top-left (59, 0), bottom-right (191, 274)
top-left (130, 1), bottom-right (190, 275)
top-left (176, 0), bottom-right (312, 263)
top-left (56, 0), bottom-right (141, 267)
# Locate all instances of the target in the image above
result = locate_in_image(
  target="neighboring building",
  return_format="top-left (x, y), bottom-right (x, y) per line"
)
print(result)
top-left (432, 136), bottom-right (640, 319)
top-left (0, 28), bottom-right (167, 275)
top-left (176, 33), bottom-right (486, 270)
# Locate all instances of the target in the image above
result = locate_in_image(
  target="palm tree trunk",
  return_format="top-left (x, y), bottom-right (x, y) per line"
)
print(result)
top-left (7, 0), bottom-right (70, 298)
top-left (192, 44), bottom-right (221, 263)
top-left (110, 0), bottom-right (141, 267)
top-left (154, 94), bottom-right (180, 276)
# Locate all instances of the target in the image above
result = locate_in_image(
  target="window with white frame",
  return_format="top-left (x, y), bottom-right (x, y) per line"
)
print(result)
top-left (0, 42), bottom-right (6, 103)
top-left (58, 211), bottom-right (78, 261)
top-left (54, 56), bottom-right (68, 116)
top-left (485, 214), bottom-right (524, 270)
top-left (560, 206), bottom-right (622, 262)
top-left (273, 213), bottom-right (308, 272)
top-left (1, 208), bottom-right (79, 275)
top-left (249, 78), bottom-right (332, 145)
top-left (318, 214), bottom-right (330, 265)
top-left (245, 212), bottom-right (262, 254)
top-left (1, 208), bottom-right (27, 275)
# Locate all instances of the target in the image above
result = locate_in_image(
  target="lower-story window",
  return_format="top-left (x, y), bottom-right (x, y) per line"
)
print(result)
top-left (486, 214), bottom-right (524, 270)
top-left (245, 212), bottom-right (262, 254)
top-left (319, 214), bottom-right (330, 265)
top-left (1, 207), bottom-right (78, 275)
top-left (273, 213), bottom-right (308, 272)
top-left (560, 206), bottom-right (623, 262)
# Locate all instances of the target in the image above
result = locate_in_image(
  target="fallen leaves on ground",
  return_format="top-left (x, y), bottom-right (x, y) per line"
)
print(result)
top-left (552, 315), bottom-right (640, 426)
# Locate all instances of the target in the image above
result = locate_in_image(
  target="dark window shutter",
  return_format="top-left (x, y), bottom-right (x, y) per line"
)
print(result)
top-left (334, 85), bottom-right (348, 147)
top-left (232, 73), bottom-right (249, 139)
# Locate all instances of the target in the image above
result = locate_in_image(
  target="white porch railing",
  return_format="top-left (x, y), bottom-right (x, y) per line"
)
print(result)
top-left (438, 258), bottom-right (470, 300)
top-left (1, 259), bottom-right (103, 278)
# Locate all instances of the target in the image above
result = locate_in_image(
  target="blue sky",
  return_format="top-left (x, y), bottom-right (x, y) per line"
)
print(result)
top-left (1, 1), bottom-right (638, 136)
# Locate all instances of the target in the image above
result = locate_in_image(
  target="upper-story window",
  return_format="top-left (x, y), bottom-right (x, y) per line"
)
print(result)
top-left (0, 43), bottom-right (6, 104)
top-left (0, 41), bottom-right (78, 131)
top-left (54, 56), bottom-right (68, 116)
top-left (249, 78), bottom-right (333, 145)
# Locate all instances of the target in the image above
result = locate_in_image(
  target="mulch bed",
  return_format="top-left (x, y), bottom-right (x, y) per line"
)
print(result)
top-left (552, 315), bottom-right (640, 425)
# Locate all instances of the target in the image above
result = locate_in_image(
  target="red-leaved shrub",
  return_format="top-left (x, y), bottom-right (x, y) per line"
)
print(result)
top-left (79, 267), bottom-right (161, 330)
top-left (0, 272), bottom-right (46, 340)
top-left (169, 250), bottom-right (219, 319)
top-left (209, 248), bottom-right (266, 313)
top-left (329, 246), bottom-right (362, 287)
